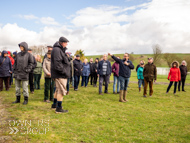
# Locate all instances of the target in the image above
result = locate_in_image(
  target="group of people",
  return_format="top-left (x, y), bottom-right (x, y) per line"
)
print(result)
top-left (0, 36), bottom-right (188, 113)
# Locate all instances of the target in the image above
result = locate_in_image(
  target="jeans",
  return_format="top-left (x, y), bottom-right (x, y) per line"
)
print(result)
top-left (74, 75), bottom-right (80, 90)
top-left (138, 79), bottom-right (144, 88)
top-left (113, 76), bottom-right (120, 93)
top-left (119, 76), bottom-right (130, 91)
top-left (99, 75), bottom-right (110, 93)
top-left (167, 81), bottom-right (178, 93)
top-left (15, 79), bottom-right (29, 97)
top-left (81, 76), bottom-right (89, 87)
top-left (44, 78), bottom-right (55, 100)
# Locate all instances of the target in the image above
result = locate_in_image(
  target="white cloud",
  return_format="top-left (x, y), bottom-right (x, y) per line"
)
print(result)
top-left (20, 14), bottom-right (38, 20)
top-left (40, 17), bottom-right (60, 26)
top-left (1, 0), bottom-right (190, 55)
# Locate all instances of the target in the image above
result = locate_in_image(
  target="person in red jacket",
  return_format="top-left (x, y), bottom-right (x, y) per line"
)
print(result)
top-left (7, 51), bottom-right (15, 86)
top-left (166, 61), bottom-right (181, 95)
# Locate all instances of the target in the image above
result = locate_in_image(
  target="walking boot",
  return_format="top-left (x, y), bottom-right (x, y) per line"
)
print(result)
top-left (12, 96), bottom-right (20, 104)
top-left (139, 87), bottom-right (141, 92)
top-left (119, 90), bottom-right (125, 102)
top-left (123, 90), bottom-right (128, 102)
top-left (23, 96), bottom-right (28, 105)
top-left (55, 106), bottom-right (68, 113)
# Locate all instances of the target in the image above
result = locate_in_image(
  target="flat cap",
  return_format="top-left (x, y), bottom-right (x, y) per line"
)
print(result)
top-left (59, 37), bottom-right (69, 43)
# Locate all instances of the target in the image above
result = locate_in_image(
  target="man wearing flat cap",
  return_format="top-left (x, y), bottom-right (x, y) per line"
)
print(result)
top-left (51, 36), bottom-right (72, 113)
top-left (73, 54), bottom-right (83, 91)
top-left (143, 57), bottom-right (157, 97)
top-left (42, 45), bottom-right (53, 65)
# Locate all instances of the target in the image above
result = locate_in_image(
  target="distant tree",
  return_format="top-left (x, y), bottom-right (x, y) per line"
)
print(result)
top-left (75, 49), bottom-right (85, 62)
top-left (163, 53), bottom-right (182, 67)
top-left (29, 45), bottom-right (47, 56)
top-left (152, 44), bottom-right (162, 65)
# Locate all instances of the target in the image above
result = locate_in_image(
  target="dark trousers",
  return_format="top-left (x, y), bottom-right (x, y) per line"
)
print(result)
top-left (99, 75), bottom-right (110, 93)
top-left (9, 73), bottom-right (13, 85)
top-left (67, 78), bottom-right (70, 91)
top-left (81, 76), bottom-right (89, 87)
top-left (167, 81), bottom-right (178, 93)
top-left (44, 78), bottom-right (55, 100)
top-left (89, 74), bottom-right (94, 85)
top-left (74, 75), bottom-right (80, 90)
top-left (0, 77), bottom-right (10, 91)
top-left (143, 79), bottom-right (153, 96)
top-left (29, 73), bottom-right (34, 92)
top-left (34, 74), bottom-right (41, 89)
top-left (93, 73), bottom-right (98, 86)
top-left (178, 78), bottom-right (186, 91)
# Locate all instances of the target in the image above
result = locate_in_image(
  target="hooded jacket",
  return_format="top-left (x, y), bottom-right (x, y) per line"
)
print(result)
top-left (137, 66), bottom-right (144, 80)
top-left (51, 42), bottom-right (71, 79)
top-left (111, 55), bottom-right (134, 78)
top-left (112, 62), bottom-right (119, 77)
top-left (168, 61), bottom-right (181, 82)
top-left (14, 42), bottom-right (34, 81)
top-left (0, 51), bottom-right (12, 77)
top-left (143, 62), bottom-right (157, 81)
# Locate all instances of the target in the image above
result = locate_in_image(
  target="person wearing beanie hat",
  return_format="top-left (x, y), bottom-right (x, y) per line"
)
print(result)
top-left (12, 42), bottom-right (34, 105)
top-left (43, 50), bottom-right (55, 103)
top-left (51, 36), bottom-right (72, 113)
top-left (13, 51), bottom-right (17, 61)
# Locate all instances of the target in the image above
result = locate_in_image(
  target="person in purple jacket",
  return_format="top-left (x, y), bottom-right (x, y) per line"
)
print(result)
top-left (112, 57), bottom-right (120, 94)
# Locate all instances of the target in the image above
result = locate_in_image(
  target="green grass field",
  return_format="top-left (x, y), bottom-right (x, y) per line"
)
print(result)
top-left (0, 71), bottom-right (190, 143)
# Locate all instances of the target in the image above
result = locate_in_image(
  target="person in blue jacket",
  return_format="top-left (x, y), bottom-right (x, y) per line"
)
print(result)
top-left (0, 51), bottom-right (12, 91)
top-left (137, 60), bottom-right (145, 92)
top-left (81, 59), bottom-right (90, 87)
top-left (108, 53), bottom-right (134, 102)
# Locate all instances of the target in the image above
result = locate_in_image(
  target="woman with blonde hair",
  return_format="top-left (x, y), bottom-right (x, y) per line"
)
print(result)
top-left (33, 55), bottom-right (42, 89)
top-left (178, 60), bottom-right (187, 92)
top-left (81, 58), bottom-right (90, 87)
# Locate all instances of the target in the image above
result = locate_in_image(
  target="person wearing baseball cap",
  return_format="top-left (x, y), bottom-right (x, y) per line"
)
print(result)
top-left (51, 36), bottom-right (71, 113)
top-left (143, 57), bottom-right (157, 97)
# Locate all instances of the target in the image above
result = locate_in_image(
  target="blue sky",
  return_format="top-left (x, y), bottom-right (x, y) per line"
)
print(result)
top-left (0, 0), bottom-right (189, 55)
top-left (0, 0), bottom-right (151, 32)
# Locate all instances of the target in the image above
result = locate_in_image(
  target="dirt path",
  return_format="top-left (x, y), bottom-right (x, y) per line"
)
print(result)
top-left (0, 97), bottom-right (13, 143)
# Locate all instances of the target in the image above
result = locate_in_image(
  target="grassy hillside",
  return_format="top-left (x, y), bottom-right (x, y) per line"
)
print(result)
top-left (85, 53), bottom-right (190, 68)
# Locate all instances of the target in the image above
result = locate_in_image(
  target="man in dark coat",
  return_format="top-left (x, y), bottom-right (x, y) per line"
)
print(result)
top-left (0, 51), bottom-right (12, 91)
top-left (28, 49), bottom-right (37, 94)
top-left (12, 42), bottom-right (34, 105)
top-left (97, 54), bottom-right (112, 95)
top-left (73, 55), bottom-right (83, 91)
top-left (178, 60), bottom-right (188, 92)
top-left (143, 57), bottom-right (157, 97)
top-left (109, 53), bottom-right (134, 102)
top-left (89, 58), bottom-right (94, 85)
top-left (92, 58), bottom-right (99, 87)
top-left (51, 37), bottom-right (71, 113)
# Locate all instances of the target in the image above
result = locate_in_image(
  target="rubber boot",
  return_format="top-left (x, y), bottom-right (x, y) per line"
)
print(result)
top-left (12, 96), bottom-right (20, 104)
top-left (119, 90), bottom-right (125, 102)
top-left (123, 90), bottom-right (128, 102)
top-left (23, 96), bottom-right (28, 105)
